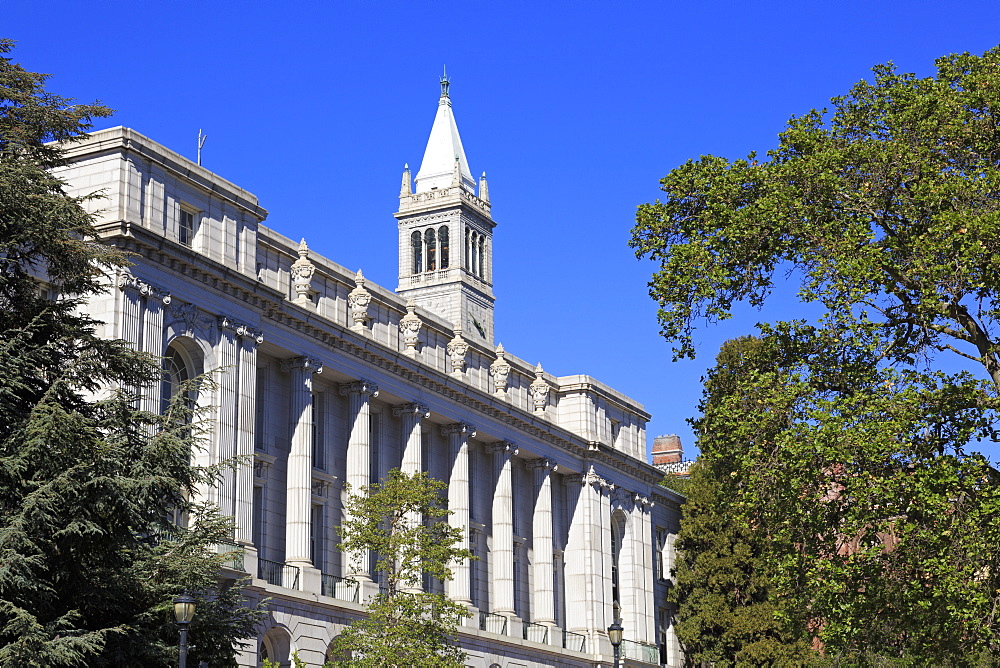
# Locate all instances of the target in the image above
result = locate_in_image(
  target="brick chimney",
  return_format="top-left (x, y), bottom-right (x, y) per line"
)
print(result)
top-left (652, 434), bottom-right (683, 467)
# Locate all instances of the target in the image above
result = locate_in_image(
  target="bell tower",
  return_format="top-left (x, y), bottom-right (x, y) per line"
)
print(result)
top-left (395, 73), bottom-right (496, 345)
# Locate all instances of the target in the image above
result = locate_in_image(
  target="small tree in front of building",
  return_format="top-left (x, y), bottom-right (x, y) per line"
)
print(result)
top-left (328, 469), bottom-right (473, 667)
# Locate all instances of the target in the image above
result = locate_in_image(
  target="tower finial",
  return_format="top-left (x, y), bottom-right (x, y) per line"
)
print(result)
top-left (440, 66), bottom-right (450, 98)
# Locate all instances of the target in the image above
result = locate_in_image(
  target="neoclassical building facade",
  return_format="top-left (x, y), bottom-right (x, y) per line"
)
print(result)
top-left (55, 79), bottom-right (683, 667)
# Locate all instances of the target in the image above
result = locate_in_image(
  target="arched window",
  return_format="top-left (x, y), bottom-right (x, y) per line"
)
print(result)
top-left (425, 228), bottom-right (436, 271)
top-left (477, 236), bottom-right (486, 278)
top-left (162, 345), bottom-right (195, 418)
top-left (611, 512), bottom-right (626, 607)
top-left (411, 231), bottom-right (422, 274)
top-left (439, 225), bottom-right (449, 269)
top-left (464, 228), bottom-right (471, 270)
top-left (470, 232), bottom-right (479, 276)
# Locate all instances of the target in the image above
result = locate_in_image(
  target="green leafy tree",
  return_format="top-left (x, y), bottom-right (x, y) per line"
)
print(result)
top-left (632, 47), bottom-right (1000, 662)
top-left (670, 338), bottom-right (814, 667)
top-left (0, 39), bottom-right (264, 666)
top-left (631, 46), bottom-right (1000, 389)
top-left (328, 468), bottom-right (473, 667)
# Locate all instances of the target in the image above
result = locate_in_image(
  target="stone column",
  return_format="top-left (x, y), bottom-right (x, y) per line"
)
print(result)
top-left (282, 356), bottom-right (322, 568)
top-left (140, 287), bottom-right (170, 415)
top-left (637, 497), bottom-right (656, 643)
top-left (394, 403), bottom-right (429, 476)
top-left (564, 469), bottom-right (607, 638)
top-left (212, 320), bottom-right (240, 510)
top-left (117, 274), bottom-right (143, 351)
top-left (341, 379), bottom-right (379, 581)
top-left (393, 402), bottom-right (429, 593)
top-left (487, 441), bottom-right (518, 618)
top-left (234, 333), bottom-right (262, 548)
top-left (443, 423), bottom-right (476, 606)
top-left (527, 459), bottom-right (558, 627)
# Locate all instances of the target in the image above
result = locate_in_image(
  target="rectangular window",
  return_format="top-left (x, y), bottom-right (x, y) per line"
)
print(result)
top-left (369, 411), bottom-right (381, 484)
top-left (179, 208), bottom-right (197, 247)
top-left (311, 503), bottom-right (325, 571)
top-left (255, 365), bottom-right (267, 451)
top-left (252, 485), bottom-right (265, 559)
top-left (312, 392), bottom-right (326, 471)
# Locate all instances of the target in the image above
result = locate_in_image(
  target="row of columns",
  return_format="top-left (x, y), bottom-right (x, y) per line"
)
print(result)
top-left (117, 274), bottom-right (656, 646)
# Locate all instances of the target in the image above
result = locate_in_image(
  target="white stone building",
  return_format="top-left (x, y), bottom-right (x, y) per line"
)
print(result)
top-left (54, 78), bottom-right (683, 667)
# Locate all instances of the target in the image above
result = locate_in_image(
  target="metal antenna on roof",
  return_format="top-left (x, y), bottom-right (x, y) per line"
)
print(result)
top-left (197, 129), bottom-right (208, 166)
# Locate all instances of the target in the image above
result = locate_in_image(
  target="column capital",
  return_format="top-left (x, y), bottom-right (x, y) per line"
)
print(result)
top-left (281, 355), bottom-right (323, 374)
top-left (564, 471), bottom-right (607, 489)
top-left (526, 458), bottom-right (558, 473)
top-left (219, 315), bottom-right (264, 344)
top-left (118, 273), bottom-right (171, 304)
top-left (340, 379), bottom-right (379, 398)
top-left (392, 402), bottom-right (430, 418)
top-left (441, 422), bottom-right (476, 438)
top-left (485, 440), bottom-right (518, 457)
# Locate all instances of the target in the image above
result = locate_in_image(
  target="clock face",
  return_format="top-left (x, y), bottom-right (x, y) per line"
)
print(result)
top-left (466, 306), bottom-right (487, 339)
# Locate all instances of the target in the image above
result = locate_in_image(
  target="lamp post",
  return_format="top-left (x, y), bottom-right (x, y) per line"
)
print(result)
top-left (173, 593), bottom-right (197, 668)
top-left (607, 619), bottom-right (623, 668)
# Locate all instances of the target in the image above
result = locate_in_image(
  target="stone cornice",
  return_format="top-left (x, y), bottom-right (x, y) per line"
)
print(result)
top-left (96, 222), bottom-right (664, 487)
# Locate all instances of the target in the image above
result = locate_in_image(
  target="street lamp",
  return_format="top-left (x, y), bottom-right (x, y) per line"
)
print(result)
top-left (607, 619), bottom-right (624, 668)
top-left (173, 593), bottom-right (196, 668)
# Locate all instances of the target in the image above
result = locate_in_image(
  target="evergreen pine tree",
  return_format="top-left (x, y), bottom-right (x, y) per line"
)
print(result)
top-left (0, 38), bottom-right (264, 666)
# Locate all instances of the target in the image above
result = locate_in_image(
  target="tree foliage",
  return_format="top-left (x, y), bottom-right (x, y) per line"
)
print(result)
top-left (670, 338), bottom-right (814, 667)
top-left (631, 47), bottom-right (1000, 391)
top-left (0, 39), bottom-right (264, 666)
top-left (329, 469), bottom-right (472, 667)
top-left (633, 47), bottom-right (1000, 663)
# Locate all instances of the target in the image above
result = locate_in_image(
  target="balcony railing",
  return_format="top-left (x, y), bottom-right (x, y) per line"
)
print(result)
top-left (479, 611), bottom-right (507, 635)
top-left (563, 629), bottom-right (587, 653)
top-left (622, 639), bottom-right (659, 664)
top-left (321, 573), bottom-right (359, 602)
top-left (214, 541), bottom-right (245, 571)
top-left (522, 621), bottom-right (548, 644)
top-left (258, 558), bottom-right (300, 590)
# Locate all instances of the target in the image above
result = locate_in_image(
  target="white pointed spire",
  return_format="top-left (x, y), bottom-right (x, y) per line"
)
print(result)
top-left (414, 70), bottom-right (476, 194)
top-left (479, 171), bottom-right (490, 203)
top-left (400, 163), bottom-right (412, 197)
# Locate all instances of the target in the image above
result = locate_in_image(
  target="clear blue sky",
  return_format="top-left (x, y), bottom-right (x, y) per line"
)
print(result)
top-left (8, 1), bottom-right (1000, 462)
